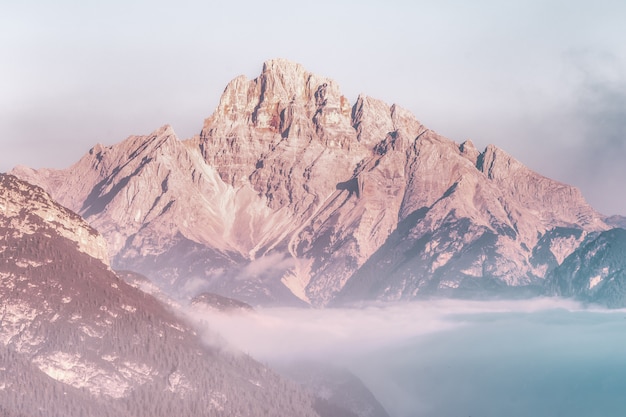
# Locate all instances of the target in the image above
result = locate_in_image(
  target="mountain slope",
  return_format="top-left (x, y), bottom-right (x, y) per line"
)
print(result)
top-left (276, 360), bottom-right (391, 417)
top-left (0, 174), bottom-right (321, 417)
top-left (547, 228), bottom-right (626, 307)
top-left (12, 59), bottom-right (609, 306)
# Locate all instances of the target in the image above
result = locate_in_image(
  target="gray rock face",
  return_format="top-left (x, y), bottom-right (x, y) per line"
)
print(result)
top-left (12, 59), bottom-right (609, 306)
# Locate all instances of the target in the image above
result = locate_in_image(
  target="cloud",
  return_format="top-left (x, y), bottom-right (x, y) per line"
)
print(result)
top-left (353, 305), bottom-right (626, 417)
top-left (234, 253), bottom-right (296, 282)
top-left (183, 298), bottom-right (626, 417)
top-left (186, 297), bottom-right (586, 361)
top-left (469, 49), bottom-right (626, 216)
top-left (559, 51), bottom-right (626, 215)
top-left (179, 275), bottom-right (214, 296)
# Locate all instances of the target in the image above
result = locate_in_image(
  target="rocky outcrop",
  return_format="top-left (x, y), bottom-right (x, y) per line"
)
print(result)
top-left (0, 174), bottom-right (109, 265)
top-left (12, 59), bottom-right (610, 306)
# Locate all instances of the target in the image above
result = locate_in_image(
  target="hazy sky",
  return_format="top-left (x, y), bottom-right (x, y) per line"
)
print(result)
top-left (2, 1), bottom-right (625, 214)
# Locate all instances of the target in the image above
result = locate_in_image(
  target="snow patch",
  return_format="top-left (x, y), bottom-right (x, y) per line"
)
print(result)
top-left (589, 275), bottom-right (603, 289)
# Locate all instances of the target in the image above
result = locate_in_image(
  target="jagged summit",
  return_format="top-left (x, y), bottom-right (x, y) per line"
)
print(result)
top-left (203, 58), bottom-right (419, 151)
top-left (262, 57), bottom-right (307, 76)
top-left (206, 58), bottom-right (426, 146)
top-left (11, 59), bottom-right (611, 306)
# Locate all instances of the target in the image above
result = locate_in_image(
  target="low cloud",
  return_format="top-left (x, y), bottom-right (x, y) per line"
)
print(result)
top-left (187, 297), bottom-right (586, 361)
top-left (184, 298), bottom-right (626, 417)
top-left (235, 253), bottom-right (295, 282)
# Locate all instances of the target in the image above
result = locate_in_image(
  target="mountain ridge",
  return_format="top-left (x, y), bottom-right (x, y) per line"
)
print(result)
top-left (11, 58), bottom-right (613, 306)
top-left (0, 173), bottom-right (325, 416)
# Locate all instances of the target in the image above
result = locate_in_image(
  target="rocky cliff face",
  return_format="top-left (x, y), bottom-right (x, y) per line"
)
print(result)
top-left (0, 174), bottom-right (322, 417)
top-left (12, 59), bottom-right (610, 306)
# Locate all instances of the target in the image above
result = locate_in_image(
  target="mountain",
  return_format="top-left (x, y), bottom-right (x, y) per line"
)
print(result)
top-left (547, 228), bottom-right (626, 308)
top-left (276, 361), bottom-right (390, 417)
top-left (0, 174), bottom-right (322, 417)
top-left (12, 58), bottom-right (610, 307)
top-left (605, 215), bottom-right (626, 229)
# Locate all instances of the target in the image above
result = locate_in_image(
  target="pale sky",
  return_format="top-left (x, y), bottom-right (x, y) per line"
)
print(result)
top-left (2, 0), bottom-right (625, 215)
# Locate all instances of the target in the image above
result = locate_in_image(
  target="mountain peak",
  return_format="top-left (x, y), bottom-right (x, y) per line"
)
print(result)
top-left (200, 60), bottom-right (357, 186)
top-left (261, 57), bottom-right (307, 77)
top-left (205, 59), bottom-right (351, 132)
top-left (10, 59), bottom-right (613, 307)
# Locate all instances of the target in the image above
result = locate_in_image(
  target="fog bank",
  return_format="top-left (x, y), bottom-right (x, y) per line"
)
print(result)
top-left (190, 298), bottom-right (626, 417)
